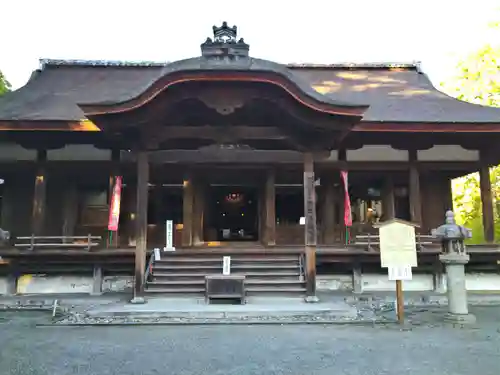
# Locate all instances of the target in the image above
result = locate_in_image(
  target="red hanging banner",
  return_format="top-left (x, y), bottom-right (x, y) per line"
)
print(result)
top-left (340, 171), bottom-right (352, 227)
top-left (107, 176), bottom-right (122, 232)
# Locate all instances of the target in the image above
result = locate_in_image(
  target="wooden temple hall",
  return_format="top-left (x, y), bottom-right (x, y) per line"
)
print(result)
top-left (1, 22), bottom-right (500, 299)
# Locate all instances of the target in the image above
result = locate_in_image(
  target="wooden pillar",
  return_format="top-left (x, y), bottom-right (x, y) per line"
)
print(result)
top-left (146, 184), bottom-right (163, 248)
top-left (91, 265), bottom-right (103, 296)
top-left (258, 185), bottom-right (266, 245)
top-left (192, 178), bottom-right (205, 246)
top-left (265, 169), bottom-right (276, 246)
top-left (443, 177), bottom-right (453, 212)
top-left (31, 150), bottom-right (47, 236)
top-left (124, 181), bottom-right (137, 247)
top-left (322, 176), bottom-right (336, 245)
top-left (381, 176), bottom-right (395, 220)
top-left (182, 175), bottom-right (194, 247)
top-left (303, 152), bottom-right (318, 301)
top-left (409, 166), bottom-right (422, 224)
top-left (132, 150), bottom-right (149, 302)
top-left (61, 183), bottom-right (78, 242)
top-left (479, 165), bottom-right (494, 243)
top-left (409, 151), bottom-right (422, 224)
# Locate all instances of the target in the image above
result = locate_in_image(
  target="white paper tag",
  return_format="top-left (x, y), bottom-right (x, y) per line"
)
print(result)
top-left (388, 265), bottom-right (412, 281)
top-left (223, 256), bottom-right (231, 275)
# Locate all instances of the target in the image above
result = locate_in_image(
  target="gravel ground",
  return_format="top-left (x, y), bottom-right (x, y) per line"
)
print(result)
top-left (1, 306), bottom-right (500, 375)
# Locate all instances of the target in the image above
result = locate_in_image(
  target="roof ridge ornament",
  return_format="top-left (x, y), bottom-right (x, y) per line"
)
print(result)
top-left (201, 22), bottom-right (250, 59)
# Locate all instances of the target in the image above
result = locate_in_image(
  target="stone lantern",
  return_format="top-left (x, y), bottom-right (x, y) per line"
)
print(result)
top-left (432, 210), bottom-right (475, 324)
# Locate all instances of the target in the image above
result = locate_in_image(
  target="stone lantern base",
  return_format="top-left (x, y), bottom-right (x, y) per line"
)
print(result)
top-left (439, 253), bottom-right (476, 325)
top-left (444, 312), bottom-right (476, 324)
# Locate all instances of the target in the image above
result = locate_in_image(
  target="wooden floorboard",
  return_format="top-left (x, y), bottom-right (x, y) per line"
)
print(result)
top-left (1, 243), bottom-right (499, 259)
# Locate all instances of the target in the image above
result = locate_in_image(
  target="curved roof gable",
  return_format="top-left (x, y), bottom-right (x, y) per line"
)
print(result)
top-left (77, 22), bottom-right (368, 118)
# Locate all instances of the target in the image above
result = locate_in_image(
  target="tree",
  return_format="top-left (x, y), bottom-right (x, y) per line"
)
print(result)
top-left (0, 70), bottom-right (11, 95)
top-left (451, 168), bottom-right (500, 244)
top-left (443, 20), bottom-right (500, 243)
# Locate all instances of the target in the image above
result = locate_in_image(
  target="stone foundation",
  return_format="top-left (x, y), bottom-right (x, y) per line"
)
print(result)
top-left (0, 275), bottom-right (133, 295)
top-left (1, 273), bottom-right (500, 295)
top-left (316, 273), bottom-right (500, 293)
top-left (0, 278), bottom-right (9, 295)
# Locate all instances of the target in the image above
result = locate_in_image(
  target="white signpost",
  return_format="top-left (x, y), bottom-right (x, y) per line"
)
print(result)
top-left (164, 220), bottom-right (175, 251)
top-left (223, 256), bottom-right (231, 275)
top-left (154, 248), bottom-right (161, 260)
top-left (374, 219), bottom-right (419, 324)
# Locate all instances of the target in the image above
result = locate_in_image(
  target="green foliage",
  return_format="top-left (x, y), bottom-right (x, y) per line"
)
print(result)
top-left (0, 70), bottom-right (11, 95)
top-left (443, 46), bottom-right (499, 107)
top-left (452, 169), bottom-right (500, 244)
top-left (445, 20), bottom-right (500, 243)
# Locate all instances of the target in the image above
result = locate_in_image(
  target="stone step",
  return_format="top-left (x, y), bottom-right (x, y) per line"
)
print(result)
top-left (246, 286), bottom-right (306, 293)
top-left (145, 287), bottom-right (204, 294)
top-left (148, 279), bottom-right (305, 286)
top-left (151, 271), bottom-right (301, 279)
top-left (146, 252), bottom-right (304, 296)
top-left (153, 264), bottom-right (299, 270)
top-left (144, 286), bottom-right (306, 295)
top-left (154, 257), bottom-right (299, 263)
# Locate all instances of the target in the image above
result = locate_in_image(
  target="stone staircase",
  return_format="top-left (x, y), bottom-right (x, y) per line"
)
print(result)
top-left (145, 251), bottom-right (306, 296)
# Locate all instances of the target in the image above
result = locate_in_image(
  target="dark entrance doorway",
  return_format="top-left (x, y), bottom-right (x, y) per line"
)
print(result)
top-left (208, 186), bottom-right (258, 242)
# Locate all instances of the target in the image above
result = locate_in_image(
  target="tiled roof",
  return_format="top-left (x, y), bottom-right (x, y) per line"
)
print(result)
top-left (0, 59), bottom-right (499, 123)
top-left (290, 65), bottom-right (500, 123)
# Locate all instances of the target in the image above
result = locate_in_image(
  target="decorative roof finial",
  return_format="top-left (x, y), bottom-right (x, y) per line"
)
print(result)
top-left (213, 22), bottom-right (237, 43)
top-left (201, 22), bottom-right (249, 59)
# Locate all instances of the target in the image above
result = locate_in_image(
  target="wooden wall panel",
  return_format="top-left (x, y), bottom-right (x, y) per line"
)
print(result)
top-left (0, 178), bottom-right (34, 236)
top-left (421, 173), bottom-right (452, 232)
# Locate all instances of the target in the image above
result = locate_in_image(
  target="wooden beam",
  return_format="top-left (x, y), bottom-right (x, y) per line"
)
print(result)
top-left (31, 150), bottom-right (47, 236)
top-left (265, 169), bottom-right (276, 246)
top-left (479, 164), bottom-right (494, 243)
top-left (144, 125), bottom-right (327, 151)
top-left (155, 126), bottom-right (288, 140)
top-left (133, 150), bottom-right (149, 300)
top-left (303, 152), bottom-right (318, 301)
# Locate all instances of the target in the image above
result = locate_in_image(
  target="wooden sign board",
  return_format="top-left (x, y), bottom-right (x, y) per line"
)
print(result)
top-left (374, 219), bottom-right (419, 268)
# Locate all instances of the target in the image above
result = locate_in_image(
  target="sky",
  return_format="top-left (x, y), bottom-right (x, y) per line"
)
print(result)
top-left (1, 0), bottom-right (499, 90)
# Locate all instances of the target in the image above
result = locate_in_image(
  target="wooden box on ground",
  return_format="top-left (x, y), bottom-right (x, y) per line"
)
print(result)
top-left (205, 275), bottom-right (246, 304)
